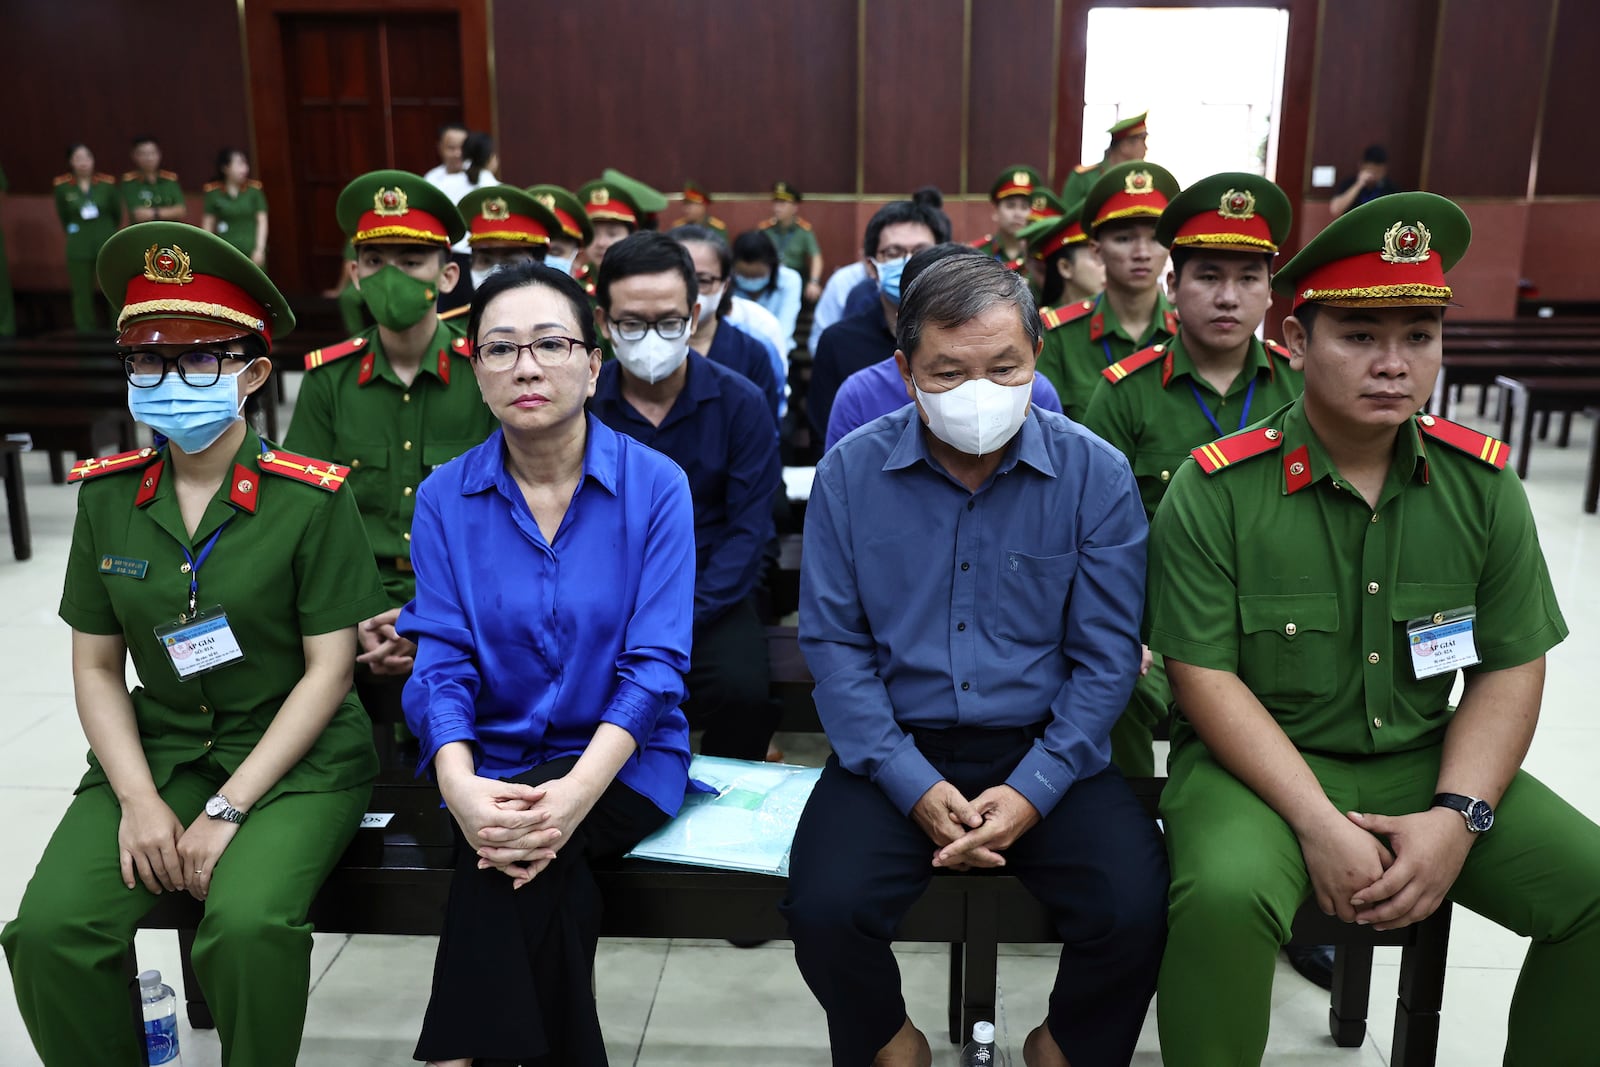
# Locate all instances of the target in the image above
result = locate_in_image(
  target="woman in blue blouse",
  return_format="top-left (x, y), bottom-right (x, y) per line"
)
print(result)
top-left (398, 262), bottom-right (696, 1066)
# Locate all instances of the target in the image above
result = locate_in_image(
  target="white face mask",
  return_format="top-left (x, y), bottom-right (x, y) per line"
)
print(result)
top-left (914, 377), bottom-right (1033, 456)
top-left (543, 253), bottom-right (575, 277)
top-left (470, 266), bottom-right (495, 289)
top-left (697, 286), bottom-right (723, 326)
top-left (612, 329), bottom-right (690, 385)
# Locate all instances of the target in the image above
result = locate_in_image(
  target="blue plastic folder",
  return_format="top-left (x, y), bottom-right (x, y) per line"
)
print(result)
top-left (625, 756), bottom-right (823, 877)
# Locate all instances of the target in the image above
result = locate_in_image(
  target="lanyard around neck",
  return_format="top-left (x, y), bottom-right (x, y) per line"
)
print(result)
top-left (1187, 375), bottom-right (1258, 439)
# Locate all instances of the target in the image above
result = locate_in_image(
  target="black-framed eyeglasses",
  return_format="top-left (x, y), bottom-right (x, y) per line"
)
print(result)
top-left (694, 273), bottom-right (724, 291)
top-left (472, 336), bottom-right (590, 372)
top-left (607, 315), bottom-right (691, 342)
top-left (122, 349), bottom-right (247, 388)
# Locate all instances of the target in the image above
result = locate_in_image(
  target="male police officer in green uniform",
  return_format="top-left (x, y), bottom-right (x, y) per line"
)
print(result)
top-left (121, 135), bottom-right (186, 223)
top-left (1062, 111), bottom-right (1150, 206)
top-left (1037, 161), bottom-right (1180, 420)
top-left (1147, 191), bottom-right (1600, 1066)
top-left (761, 180), bottom-right (824, 303)
top-left (1081, 171), bottom-right (1301, 782)
top-left (54, 149), bottom-right (122, 331)
top-left (970, 166), bottom-right (1044, 272)
top-left (527, 183), bottom-right (592, 279)
top-left (457, 184), bottom-right (560, 293)
top-left (673, 180), bottom-right (728, 236)
top-left (2, 222), bottom-right (388, 1067)
top-left (574, 175), bottom-right (647, 298)
top-left (284, 170), bottom-right (496, 679)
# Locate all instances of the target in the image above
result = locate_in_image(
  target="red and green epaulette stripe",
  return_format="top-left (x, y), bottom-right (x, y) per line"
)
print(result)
top-left (1040, 300), bottom-right (1095, 331)
top-left (1190, 426), bottom-right (1285, 475)
top-left (1102, 342), bottom-right (1167, 384)
top-left (1265, 339), bottom-right (1292, 360)
top-left (258, 448), bottom-right (350, 491)
top-left (438, 304), bottom-right (469, 323)
top-left (303, 335), bottom-right (369, 370)
top-left (1417, 414), bottom-right (1508, 469)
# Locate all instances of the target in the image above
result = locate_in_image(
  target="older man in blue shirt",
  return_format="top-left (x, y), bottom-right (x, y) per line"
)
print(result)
top-left (782, 255), bottom-right (1168, 1067)
top-left (588, 232), bottom-right (783, 762)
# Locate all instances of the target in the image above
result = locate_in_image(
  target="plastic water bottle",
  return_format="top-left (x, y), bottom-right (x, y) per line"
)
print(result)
top-left (139, 969), bottom-right (182, 1065)
top-left (960, 1020), bottom-right (996, 1066)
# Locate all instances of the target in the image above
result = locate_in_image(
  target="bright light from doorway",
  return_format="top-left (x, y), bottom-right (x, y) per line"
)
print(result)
top-left (1082, 7), bottom-right (1290, 187)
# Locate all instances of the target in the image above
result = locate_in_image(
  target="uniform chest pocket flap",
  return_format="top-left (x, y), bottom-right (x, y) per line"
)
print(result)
top-left (1389, 582), bottom-right (1477, 623)
top-left (333, 439), bottom-right (389, 473)
top-left (1237, 592), bottom-right (1340, 701)
top-left (996, 549), bottom-right (1080, 644)
top-left (1132, 450), bottom-right (1190, 487)
top-left (423, 441), bottom-right (478, 473)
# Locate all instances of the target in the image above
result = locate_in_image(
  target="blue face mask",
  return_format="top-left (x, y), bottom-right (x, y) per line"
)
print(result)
top-left (734, 273), bottom-right (770, 295)
top-left (128, 363), bottom-right (253, 454)
top-left (876, 256), bottom-right (910, 306)
top-left (543, 253), bottom-right (575, 278)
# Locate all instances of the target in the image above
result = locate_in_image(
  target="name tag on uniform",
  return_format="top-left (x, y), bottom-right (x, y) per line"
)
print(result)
top-left (99, 554), bottom-right (148, 579)
top-left (153, 606), bottom-right (244, 680)
top-left (216, 221), bottom-right (229, 233)
top-left (80, 202), bottom-right (99, 220)
top-left (1406, 607), bottom-right (1480, 679)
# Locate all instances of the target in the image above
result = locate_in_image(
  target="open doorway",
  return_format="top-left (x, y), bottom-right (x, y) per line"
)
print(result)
top-left (1081, 7), bottom-right (1290, 187)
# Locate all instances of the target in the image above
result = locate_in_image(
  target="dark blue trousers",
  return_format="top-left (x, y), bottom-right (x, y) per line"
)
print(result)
top-left (781, 731), bottom-right (1168, 1067)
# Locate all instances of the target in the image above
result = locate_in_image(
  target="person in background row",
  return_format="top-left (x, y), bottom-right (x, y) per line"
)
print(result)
top-left (1329, 143), bottom-right (1401, 217)
top-left (807, 191), bottom-right (950, 445)
top-left (284, 170), bottom-right (496, 743)
top-left (527, 183), bottom-right (592, 279)
top-left (672, 180), bottom-right (727, 237)
top-left (423, 122), bottom-right (469, 187)
top-left (1062, 111), bottom-right (1150, 206)
top-left (785, 253), bottom-right (1167, 1067)
top-left (574, 176), bottom-right (645, 298)
top-left (421, 122), bottom-right (484, 311)
top-left (732, 230), bottom-right (803, 357)
top-left (432, 132), bottom-right (498, 315)
top-left (810, 187), bottom-right (949, 356)
top-left (456, 185), bottom-right (559, 293)
top-left (399, 262), bottom-right (696, 1066)
top-left (121, 135), bottom-right (186, 225)
top-left (672, 225), bottom-right (784, 424)
top-left (1019, 195), bottom-right (1103, 313)
top-left (825, 243), bottom-right (1065, 451)
top-left (53, 144), bottom-right (121, 332)
top-left (761, 181), bottom-right (824, 304)
top-left (589, 233), bottom-right (783, 763)
top-left (2, 222), bottom-right (386, 1067)
top-left (202, 147), bottom-right (269, 267)
top-left (1037, 161), bottom-right (1180, 420)
top-left (970, 166), bottom-right (1044, 272)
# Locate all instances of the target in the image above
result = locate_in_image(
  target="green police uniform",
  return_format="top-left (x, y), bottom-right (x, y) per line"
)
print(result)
top-left (53, 170), bottom-right (121, 330)
top-left (121, 168), bottom-right (186, 221)
top-left (761, 181), bottom-right (820, 279)
top-left (1062, 111), bottom-right (1148, 204)
top-left (1, 223), bottom-right (388, 1067)
top-left (0, 166), bottom-right (14, 336)
top-left (1036, 291), bottom-right (1178, 421)
top-left (1146, 192), bottom-right (1600, 1066)
top-left (203, 179), bottom-right (268, 258)
top-left (970, 165), bottom-right (1044, 272)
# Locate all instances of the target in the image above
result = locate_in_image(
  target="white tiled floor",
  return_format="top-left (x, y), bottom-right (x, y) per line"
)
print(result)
top-left (0, 393), bottom-right (1594, 1065)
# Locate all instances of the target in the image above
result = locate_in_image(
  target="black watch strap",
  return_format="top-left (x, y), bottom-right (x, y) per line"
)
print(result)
top-left (1432, 792), bottom-right (1494, 832)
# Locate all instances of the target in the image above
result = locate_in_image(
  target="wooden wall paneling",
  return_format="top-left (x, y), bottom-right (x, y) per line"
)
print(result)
top-left (1051, 0), bottom-right (1089, 189)
top-left (1532, 1), bottom-right (1600, 197)
top-left (1422, 0), bottom-right (1553, 197)
top-left (491, 0), bottom-right (857, 195)
top-left (860, 0), bottom-right (966, 195)
top-left (384, 14), bottom-right (467, 174)
top-left (1520, 201), bottom-right (1600, 300)
top-left (966, 0), bottom-right (1058, 195)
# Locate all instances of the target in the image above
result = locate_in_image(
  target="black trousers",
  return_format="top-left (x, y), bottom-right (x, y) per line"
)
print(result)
top-left (682, 596), bottom-right (780, 760)
top-left (413, 757), bottom-right (668, 1066)
top-left (781, 733), bottom-right (1169, 1067)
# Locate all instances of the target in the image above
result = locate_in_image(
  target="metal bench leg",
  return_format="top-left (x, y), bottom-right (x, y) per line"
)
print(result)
top-left (1327, 942), bottom-right (1373, 1047)
top-left (1391, 903), bottom-right (1451, 1067)
top-left (48, 451), bottom-right (66, 485)
top-left (1557, 410), bottom-right (1574, 448)
top-left (959, 892), bottom-right (999, 1047)
top-left (1537, 409), bottom-right (1551, 441)
top-left (1517, 389), bottom-right (1537, 479)
top-left (178, 927), bottom-right (215, 1029)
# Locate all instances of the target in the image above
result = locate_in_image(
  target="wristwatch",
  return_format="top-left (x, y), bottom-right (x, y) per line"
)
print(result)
top-left (1431, 792), bottom-right (1493, 833)
top-left (204, 793), bottom-right (248, 825)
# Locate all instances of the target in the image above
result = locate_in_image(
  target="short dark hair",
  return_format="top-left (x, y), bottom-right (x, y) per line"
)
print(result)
top-left (1169, 247), bottom-right (1274, 283)
top-left (466, 261), bottom-right (599, 354)
top-left (130, 134), bottom-right (159, 150)
top-left (897, 255), bottom-right (1040, 362)
top-left (595, 231), bottom-right (697, 313)
top-left (65, 142), bottom-right (90, 162)
top-left (437, 121), bottom-right (469, 139)
top-left (862, 188), bottom-right (951, 258)
top-left (462, 131), bottom-right (494, 184)
top-left (901, 243), bottom-right (987, 296)
top-left (731, 230), bottom-right (781, 298)
top-left (671, 225), bottom-right (734, 318)
top-left (1362, 144), bottom-right (1389, 165)
top-left (212, 147), bottom-right (246, 182)
top-left (1039, 243), bottom-right (1095, 307)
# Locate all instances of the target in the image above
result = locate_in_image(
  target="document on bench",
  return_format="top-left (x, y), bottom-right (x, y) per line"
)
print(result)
top-left (625, 755), bottom-right (822, 878)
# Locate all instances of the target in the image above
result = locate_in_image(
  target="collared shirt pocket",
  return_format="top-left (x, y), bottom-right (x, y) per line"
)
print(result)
top-left (996, 549), bottom-right (1079, 645)
top-left (1238, 592), bottom-right (1340, 702)
top-left (332, 437), bottom-right (389, 515)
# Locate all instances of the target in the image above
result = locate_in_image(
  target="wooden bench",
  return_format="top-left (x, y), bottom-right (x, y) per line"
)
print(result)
top-left (1494, 375), bottom-right (1600, 478)
top-left (1431, 350), bottom-right (1600, 421)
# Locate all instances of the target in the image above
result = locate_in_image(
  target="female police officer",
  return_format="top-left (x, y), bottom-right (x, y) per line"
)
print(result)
top-left (1, 222), bottom-right (389, 1067)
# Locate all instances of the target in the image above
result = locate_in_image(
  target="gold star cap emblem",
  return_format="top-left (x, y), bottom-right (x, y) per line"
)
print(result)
top-left (1381, 221), bottom-right (1432, 264)
top-left (373, 187), bottom-right (409, 217)
top-left (1124, 170), bottom-right (1153, 195)
top-left (481, 197), bottom-right (510, 221)
top-left (1218, 188), bottom-right (1257, 219)
top-left (143, 243), bottom-right (194, 285)
top-left (535, 192), bottom-right (555, 210)
top-left (1013, 170), bottom-right (1030, 187)
top-left (590, 187), bottom-right (611, 206)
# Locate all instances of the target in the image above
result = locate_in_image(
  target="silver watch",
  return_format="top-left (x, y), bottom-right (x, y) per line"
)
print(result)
top-left (204, 794), bottom-right (247, 824)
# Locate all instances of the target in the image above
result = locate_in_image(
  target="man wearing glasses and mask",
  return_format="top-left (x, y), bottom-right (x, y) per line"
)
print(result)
top-left (588, 232), bottom-right (783, 762)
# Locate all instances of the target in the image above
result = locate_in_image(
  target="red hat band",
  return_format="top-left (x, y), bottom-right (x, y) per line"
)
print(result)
top-left (1111, 121), bottom-right (1148, 143)
top-left (1034, 224), bottom-right (1088, 261)
top-left (684, 188), bottom-right (709, 205)
top-left (585, 201), bottom-right (638, 226)
top-left (469, 213), bottom-right (551, 245)
top-left (1293, 252), bottom-right (1452, 311)
top-left (354, 207), bottom-right (451, 246)
top-left (121, 271), bottom-right (271, 347)
top-left (550, 208), bottom-right (583, 241)
top-left (1171, 210), bottom-right (1277, 253)
top-left (1093, 189), bottom-right (1170, 230)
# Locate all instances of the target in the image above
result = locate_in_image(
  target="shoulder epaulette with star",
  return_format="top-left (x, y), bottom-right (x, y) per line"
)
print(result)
top-left (1190, 426), bottom-right (1284, 475)
top-left (1040, 300), bottom-right (1095, 331)
top-left (67, 447), bottom-right (158, 483)
top-left (1073, 163), bottom-right (1095, 174)
top-left (1102, 343), bottom-right (1167, 384)
top-left (969, 235), bottom-right (993, 249)
top-left (438, 304), bottom-right (469, 323)
top-left (303, 334), bottom-right (369, 371)
top-left (121, 170), bottom-right (140, 182)
top-left (1163, 308), bottom-right (1180, 334)
top-left (246, 179), bottom-right (263, 190)
top-left (1265, 339), bottom-right (1293, 360)
top-left (708, 215), bottom-right (726, 229)
top-left (94, 173), bottom-right (117, 185)
top-left (52, 173), bottom-right (72, 187)
top-left (758, 218), bottom-right (776, 230)
top-left (258, 448), bottom-right (350, 492)
top-left (449, 335), bottom-right (471, 356)
top-left (159, 170), bottom-right (179, 182)
top-left (202, 180), bottom-right (222, 193)
top-left (1417, 414), bottom-right (1508, 470)
top-left (796, 218), bottom-right (813, 231)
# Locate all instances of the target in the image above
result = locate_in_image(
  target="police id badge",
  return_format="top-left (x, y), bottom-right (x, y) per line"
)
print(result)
top-left (153, 606), bottom-right (244, 680)
top-left (1406, 607), bottom-right (1480, 680)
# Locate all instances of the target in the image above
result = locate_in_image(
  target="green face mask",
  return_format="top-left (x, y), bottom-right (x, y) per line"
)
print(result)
top-left (357, 264), bottom-right (439, 331)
